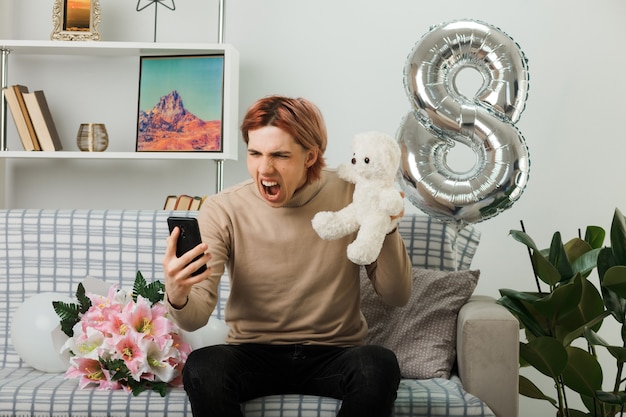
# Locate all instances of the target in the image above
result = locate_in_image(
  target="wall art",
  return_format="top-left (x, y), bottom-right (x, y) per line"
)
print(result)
top-left (136, 54), bottom-right (226, 152)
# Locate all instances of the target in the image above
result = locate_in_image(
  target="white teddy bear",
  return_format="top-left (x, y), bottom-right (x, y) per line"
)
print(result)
top-left (311, 131), bottom-right (404, 265)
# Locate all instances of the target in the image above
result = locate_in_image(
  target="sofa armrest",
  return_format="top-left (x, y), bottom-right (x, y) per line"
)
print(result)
top-left (456, 295), bottom-right (519, 417)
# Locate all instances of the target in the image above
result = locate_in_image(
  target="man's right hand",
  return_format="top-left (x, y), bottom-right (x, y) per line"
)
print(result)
top-left (162, 226), bottom-right (212, 309)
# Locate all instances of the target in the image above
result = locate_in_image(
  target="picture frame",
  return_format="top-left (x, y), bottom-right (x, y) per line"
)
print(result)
top-left (136, 54), bottom-right (226, 153)
top-left (51, 0), bottom-right (102, 41)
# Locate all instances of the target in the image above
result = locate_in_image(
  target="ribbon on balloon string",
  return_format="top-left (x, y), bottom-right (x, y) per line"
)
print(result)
top-left (397, 19), bottom-right (531, 235)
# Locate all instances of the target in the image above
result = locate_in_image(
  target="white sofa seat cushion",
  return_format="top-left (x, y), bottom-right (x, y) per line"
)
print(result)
top-left (0, 368), bottom-right (493, 417)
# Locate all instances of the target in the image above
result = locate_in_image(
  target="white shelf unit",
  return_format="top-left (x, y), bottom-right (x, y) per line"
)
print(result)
top-left (0, 40), bottom-right (240, 205)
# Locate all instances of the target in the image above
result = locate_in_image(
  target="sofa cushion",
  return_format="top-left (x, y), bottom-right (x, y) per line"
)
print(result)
top-left (361, 268), bottom-right (480, 379)
top-left (0, 368), bottom-right (493, 417)
top-left (242, 377), bottom-right (494, 417)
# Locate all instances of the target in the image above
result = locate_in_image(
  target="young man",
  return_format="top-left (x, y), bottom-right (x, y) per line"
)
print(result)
top-left (163, 95), bottom-right (412, 417)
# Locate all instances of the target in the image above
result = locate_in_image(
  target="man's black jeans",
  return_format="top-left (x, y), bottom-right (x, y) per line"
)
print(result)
top-left (182, 343), bottom-right (401, 417)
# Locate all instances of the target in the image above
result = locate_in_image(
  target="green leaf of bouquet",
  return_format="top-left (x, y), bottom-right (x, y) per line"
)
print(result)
top-left (132, 271), bottom-right (148, 303)
top-left (133, 271), bottom-right (165, 305)
top-left (520, 337), bottom-right (568, 378)
top-left (151, 381), bottom-right (168, 397)
top-left (101, 358), bottom-right (129, 381)
top-left (518, 375), bottom-right (556, 404)
top-left (129, 380), bottom-right (149, 397)
top-left (76, 282), bottom-right (92, 314)
top-left (52, 300), bottom-right (78, 320)
top-left (52, 282), bottom-right (94, 337)
top-left (144, 281), bottom-right (165, 305)
top-left (561, 346), bottom-right (603, 397)
top-left (52, 300), bottom-right (81, 337)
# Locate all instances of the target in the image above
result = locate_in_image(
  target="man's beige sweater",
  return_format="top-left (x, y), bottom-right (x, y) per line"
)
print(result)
top-left (167, 169), bottom-right (412, 346)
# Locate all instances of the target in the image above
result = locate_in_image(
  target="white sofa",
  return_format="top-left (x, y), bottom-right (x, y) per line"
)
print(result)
top-left (0, 209), bottom-right (518, 417)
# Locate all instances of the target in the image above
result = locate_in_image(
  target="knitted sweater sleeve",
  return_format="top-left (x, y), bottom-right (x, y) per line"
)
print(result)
top-left (165, 194), bottom-right (229, 332)
top-left (364, 228), bottom-right (412, 306)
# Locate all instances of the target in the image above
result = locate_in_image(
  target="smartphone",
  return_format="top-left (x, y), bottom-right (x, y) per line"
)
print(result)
top-left (167, 216), bottom-right (208, 276)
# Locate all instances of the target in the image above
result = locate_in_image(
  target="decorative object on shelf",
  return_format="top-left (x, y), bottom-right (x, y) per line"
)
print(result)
top-left (51, 0), bottom-right (101, 41)
top-left (76, 123), bottom-right (108, 152)
top-left (2, 84), bottom-right (41, 151)
top-left (136, 0), bottom-right (175, 43)
top-left (136, 54), bottom-right (225, 153)
top-left (23, 90), bottom-right (63, 151)
top-left (163, 194), bottom-right (206, 210)
top-left (397, 19), bottom-right (530, 231)
top-left (53, 272), bottom-right (192, 396)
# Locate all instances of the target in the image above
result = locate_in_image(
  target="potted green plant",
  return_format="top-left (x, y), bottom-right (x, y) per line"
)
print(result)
top-left (498, 208), bottom-right (626, 417)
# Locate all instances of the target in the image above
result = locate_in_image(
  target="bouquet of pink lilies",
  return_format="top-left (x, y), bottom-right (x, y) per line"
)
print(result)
top-left (53, 272), bottom-right (192, 396)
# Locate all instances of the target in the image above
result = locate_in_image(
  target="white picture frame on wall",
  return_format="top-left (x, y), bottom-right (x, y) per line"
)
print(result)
top-left (136, 54), bottom-right (226, 153)
top-left (51, 0), bottom-right (101, 41)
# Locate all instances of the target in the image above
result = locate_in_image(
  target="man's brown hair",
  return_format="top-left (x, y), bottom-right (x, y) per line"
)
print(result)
top-left (241, 95), bottom-right (327, 184)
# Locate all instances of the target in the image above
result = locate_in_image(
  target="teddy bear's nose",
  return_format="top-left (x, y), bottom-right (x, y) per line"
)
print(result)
top-left (351, 158), bottom-right (356, 165)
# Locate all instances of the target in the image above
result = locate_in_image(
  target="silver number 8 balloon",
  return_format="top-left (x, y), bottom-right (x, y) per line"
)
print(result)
top-left (398, 19), bottom-right (530, 229)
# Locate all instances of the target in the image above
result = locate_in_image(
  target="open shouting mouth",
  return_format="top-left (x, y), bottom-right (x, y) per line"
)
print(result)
top-left (261, 179), bottom-right (281, 203)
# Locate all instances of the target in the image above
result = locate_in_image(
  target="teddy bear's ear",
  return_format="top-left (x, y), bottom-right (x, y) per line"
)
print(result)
top-left (383, 136), bottom-right (401, 167)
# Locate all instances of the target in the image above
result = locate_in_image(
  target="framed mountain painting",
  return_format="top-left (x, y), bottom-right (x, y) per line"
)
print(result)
top-left (136, 54), bottom-right (225, 152)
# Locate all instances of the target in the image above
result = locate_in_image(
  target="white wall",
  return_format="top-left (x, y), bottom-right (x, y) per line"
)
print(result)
top-left (7, 1), bottom-right (626, 415)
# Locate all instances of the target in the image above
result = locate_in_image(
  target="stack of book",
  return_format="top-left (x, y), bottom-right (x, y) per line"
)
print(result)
top-left (163, 194), bottom-right (207, 210)
top-left (2, 84), bottom-right (63, 151)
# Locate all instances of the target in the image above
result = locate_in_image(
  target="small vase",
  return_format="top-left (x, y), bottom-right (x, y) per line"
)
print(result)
top-left (76, 123), bottom-right (108, 152)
